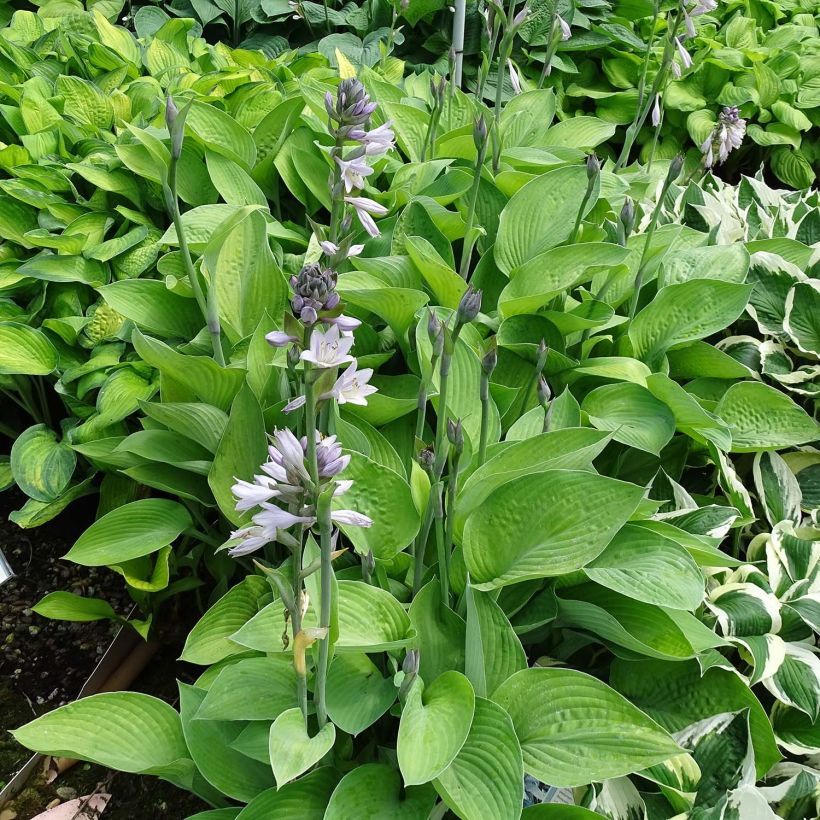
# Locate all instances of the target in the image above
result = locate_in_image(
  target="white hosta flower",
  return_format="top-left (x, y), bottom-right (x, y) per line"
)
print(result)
top-left (232, 476), bottom-right (278, 511)
top-left (359, 122), bottom-right (395, 156)
top-left (508, 60), bottom-right (522, 94)
top-left (266, 330), bottom-right (299, 348)
top-left (331, 509), bottom-right (373, 527)
top-left (320, 240), bottom-right (365, 258)
top-left (651, 94), bottom-right (662, 127)
top-left (690, 0), bottom-right (717, 15)
top-left (252, 503), bottom-right (313, 533)
top-left (345, 195), bottom-right (389, 237)
top-left (326, 314), bottom-right (362, 332)
top-left (228, 525), bottom-right (273, 557)
top-left (675, 37), bottom-right (693, 70)
top-left (701, 106), bottom-right (746, 168)
top-left (684, 8), bottom-right (696, 38)
top-left (335, 155), bottom-right (374, 194)
top-left (322, 360), bottom-right (377, 406)
top-left (301, 323), bottom-right (355, 368)
top-left (556, 13), bottom-right (572, 40)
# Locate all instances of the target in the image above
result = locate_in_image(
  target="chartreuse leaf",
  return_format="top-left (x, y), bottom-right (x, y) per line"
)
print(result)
top-left (325, 764), bottom-right (437, 819)
top-left (33, 591), bottom-right (117, 622)
top-left (235, 768), bottom-right (339, 819)
top-left (138, 401), bottom-right (228, 454)
top-left (268, 708), bottom-right (336, 787)
top-left (335, 580), bottom-right (413, 652)
top-left (582, 382), bottom-right (675, 455)
top-left (408, 579), bottom-right (466, 683)
top-left (64, 498), bottom-right (191, 567)
top-left (326, 653), bottom-right (396, 735)
top-left (11, 424), bottom-right (76, 502)
top-left (434, 698), bottom-right (523, 820)
top-left (332, 452), bottom-right (419, 560)
top-left (196, 656), bottom-right (296, 721)
top-left (465, 584), bottom-right (526, 698)
top-left (495, 166), bottom-right (598, 275)
top-left (98, 280), bottom-right (202, 339)
top-left (397, 672), bottom-right (476, 785)
top-left (494, 668), bottom-right (682, 787)
top-left (715, 381), bottom-right (819, 452)
top-left (464, 470), bottom-right (645, 589)
top-left (0, 323), bottom-right (57, 375)
top-left (209, 382), bottom-right (267, 526)
top-left (181, 576), bottom-right (269, 665)
top-left (585, 524), bottom-right (705, 610)
top-left (610, 659), bottom-right (780, 777)
top-left (405, 235), bottom-right (466, 308)
top-left (12, 692), bottom-right (188, 777)
top-left (659, 244), bottom-right (750, 287)
top-left (180, 684), bottom-right (275, 803)
top-left (629, 280), bottom-right (752, 369)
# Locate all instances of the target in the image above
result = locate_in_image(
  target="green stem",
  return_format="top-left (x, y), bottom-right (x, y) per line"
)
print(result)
top-left (413, 485), bottom-right (436, 595)
top-left (477, 17), bottom-right (501, 101)
top-left (537, 15), bottom-right (559, 88)
top-left (478, 372), bottom-right (490, 467)
top-left (166, 157), bottom-right (224, 365)
top-left (568, 177), bottom-right (596, 245)
top-left (434, 481), bottom-right (447, 605)
top-left (459, 140), bottom-right (489, 279)
top-left (314, 488), bottom-right (334, 727)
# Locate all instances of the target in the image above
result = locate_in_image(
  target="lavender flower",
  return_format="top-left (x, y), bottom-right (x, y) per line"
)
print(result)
top-left (320, 240), bottom-right (364, 258)
top-left (684, 8), bottom-right (696, 38)
top-left (321, 361), bottom-right (377, 405)
top-left (675, 37), bottom-right (693, 70)
top-left (701, 106), bottom-right (746, 168)
top-left (266, 330), bottom-right (299, 348)
top-left (335, 156), bottom-right (375, 194)
top-left (508, 60), bottom-right (522, 95)
top-left (690, 0), bottom-right (717, 15)
top-left (651, 94), bottom-right (662, 127)
top-left (345, 196), bottom-right (389, 237)
top-left (556, 13), bottom-right (572, 41)
top-left (300, 324), bottom-right (355, 369)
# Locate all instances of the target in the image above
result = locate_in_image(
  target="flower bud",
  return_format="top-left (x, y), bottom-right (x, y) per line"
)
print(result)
top-left (666, 154), bottom-right (684, 185)
top-left (537, 375), bottom-right (551, 406)
top-left (403, 649), bottom-right (420, 677)
top-left (456, 286), bottom-right (482, 326)
top-left (473, 115), bottom-right (488, 152)
top-left (432, 324), bottom-right (445, 358)
top-left (586, 153), bottom-right (601, 180)
top-left (447, 418), bottom-right (464, 454)
top-left (535, 338), bottom-right (549, 370)
top-left (511, 5), bottom-right (528, 29)
top-left (427, 310), bottom-right (443, 344)
top-left (165, 95), bottom-right (184, 160)
top-left (418, 446), bottom-right (435, 473)
top-left (363, 550), bottom-right (375, 576)
top-left (619, 198), bottom-right (635, 237)
top-left (481, 342), bottom-right (497, 376)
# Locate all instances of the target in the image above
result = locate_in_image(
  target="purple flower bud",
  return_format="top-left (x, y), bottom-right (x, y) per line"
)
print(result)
top-left (447, 418), bottom-right (464, 454)
top-left (473, 115), bottom-right (488, 151)
top-left (537, 375), bottom-right (551, 406)
top-left (456, 286), bottom-right (482, 326)
top-left (481, 343), bottom-right (497, 376)
top-left (666, 154), bottom-right (684, 184)
top-left (586, 153), bottom-right (601, 180)
top-left (403, 649), bottom-right (420, 676)
top-left (620, 198), bottom-right (635, 237)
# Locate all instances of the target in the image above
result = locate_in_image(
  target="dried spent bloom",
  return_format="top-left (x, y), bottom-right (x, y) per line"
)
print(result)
top-left (701, 107), bottom-right (745, 168)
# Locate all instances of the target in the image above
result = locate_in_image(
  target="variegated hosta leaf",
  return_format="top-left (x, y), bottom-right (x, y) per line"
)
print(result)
top-left (761, 643), bottom-right (820, 720)
top-left (753, 451), bottom-right (803, 528)
top-left (763, 523), bottom-right (820, 598)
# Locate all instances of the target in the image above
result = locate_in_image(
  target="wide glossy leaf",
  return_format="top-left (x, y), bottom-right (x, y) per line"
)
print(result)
top-left (99, 280), bottom-right (202, 339)
top-left (408, 579), bottom-right (466, 683)
top-left (629, 280), bottom-right (752, 369)
top-left (659, 244), bottom-right (749, 287)
top-left (180, 683), bottom-right (275, 803)
top-left (196, 656), bottom-right (296, 721)
top-left (582, 382), bottom-right (675, 455)
top-left (64, 498), bottom-right (191, 567)
top-left (494, 668), bottom-right (681, 787)
top-left (0, 323), bottom-right (57, 375)
top-left (269, 708), bottom-right (336, 787)
top-left (326, 653), bottom-right (396, 735)
top-left (584, 524), bottom-right (705, 610)
top-left (335, 580), bottom-right (413, 652)
top-left (397, 672), bottom-right (476, 785)
top-left (32, 591), bottom-right (117, 623)
top-left (325, 764), bottom-right (437, 819)
top-left (715, 381), bottom-right (820, 452)
top-left (181, 576), bottom-right (269, 664)
top-left (465, 584), bottom-right (526, 698)
top-left (12, 692), bottom-right (188, 775)
top-left (784, 281), bottom-right (820, 355)
top-left (235, 768), bottom-right (339, 819)
top-left (495, 166), bottom-right (598, 275)
top-left (463, 469), bottom-right (645, 589)
top-left (332, 452), bottom-right (419, 560)
top-left (138, 401), bottom-right (228, 454)
top-left (11, 424), bottom-right (76, 502)
top-left (434, 698), bottom-right (523, 820)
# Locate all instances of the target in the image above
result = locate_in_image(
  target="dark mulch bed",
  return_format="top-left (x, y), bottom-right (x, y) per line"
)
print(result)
top-left (0, 489), bottom-right (207, 819)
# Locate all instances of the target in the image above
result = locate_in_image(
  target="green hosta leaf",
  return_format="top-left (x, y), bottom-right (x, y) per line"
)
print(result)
top-left (32, 591), bottom-right (117, 622)
top-left (398, 672), bottom-right (476, 785)
top-left (11, 424), bottom-right (76, 502)
top-left (543, 116), bottom-right (616, 149)
top-left (630, 280), bottom-right (752, 369)
top-left (332, 452), bottom-right (420, 560)
top-left (585, 523), bottom-right (705, 610)
top-left (610, 659), bottom-right (780, 777)
top-left (138, 401), bottom-right (228, 454)
top-left (405, 235), bottom-right (466, 309)
top-left (196, 656), bottom-right (296, 721)
top-left (494, 668), bottom-right (681, 787)
top-left (715, 382), bottom-right (819, 452)
top-left (56, 75), bottom-right (113, 129)
top-left (234, 768), bottom-right (339, 819)
top-left (408, 579), bottom-right (466, 683)
top-left (582, 382), bottom-right (676, 455)
top-left (464, 469), bottom-right (644, 589)
top-left (64, 498), bottom-right (191, 567)
top-left (209, 382), bottom-right (267, 526)
top-left (8, 479), bottom-right (96, 530)
top-left (326, 653), bottom-right (396, 735)
top-left (325, 764), bottom-right (437, 819)
top-left (115, 430), bottom-right (212, 473)
top-left (0, 323), bottom-right (57, 375)
top-left (784, 281), bottom-right (820, 356)
top-left (522, 808), bottom-right (600, 818)
top-left (181, 576), bottom-right (269, 665)
top-left (498, 243), bottom-right (631, 318)
top-left (180, 683), bottom-right (275, 803)
top-left (456, 428), bottom-right (611, 525)
top-left (495, 165), bottom-right (598, 275)
top-left (187, 101), bottom-right (257, 170)
top-left (269, 708), bottom-right (336, 787)
top-left (434, 698), bottom-right (523, 820)
top-left (659, 244), bottom-right (749, 287)
top-left (770, 147), bottom-right (815, 189)
top-left (12, 692), bottom-right (188, 776)
top-left (99, 280), bottom-right (202, 339)
top-left (336, 580), bottom-right (413, 651)
top-left (464, 584), bottom-right (526, 698)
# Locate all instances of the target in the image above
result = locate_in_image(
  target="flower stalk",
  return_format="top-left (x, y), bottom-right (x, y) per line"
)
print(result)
top-left (459, 116), bottom-right (489, 279)
top-left (314, 483), bottom-right (335, 727)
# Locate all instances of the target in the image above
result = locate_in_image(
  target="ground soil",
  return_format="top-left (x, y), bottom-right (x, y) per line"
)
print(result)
top-left (0, 489), bottom-right (208, 819)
